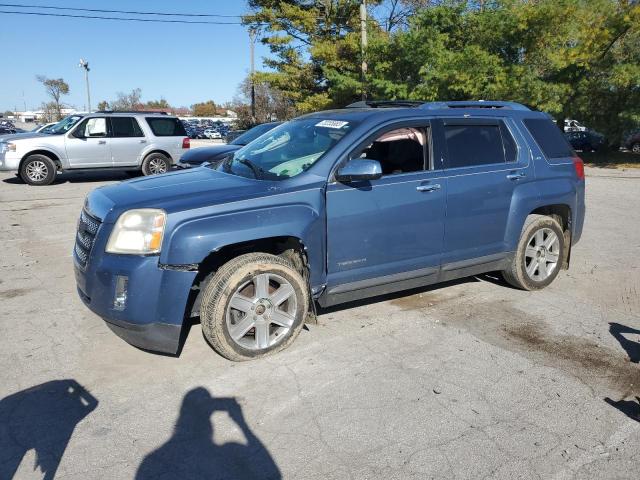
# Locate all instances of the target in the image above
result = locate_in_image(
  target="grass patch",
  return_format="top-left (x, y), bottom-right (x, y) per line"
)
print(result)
top-left (580, 150), bottom-right (640, 169)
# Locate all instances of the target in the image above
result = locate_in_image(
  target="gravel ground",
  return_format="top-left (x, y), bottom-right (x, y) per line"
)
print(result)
top-left (0, 166), bottom-right (638, 479)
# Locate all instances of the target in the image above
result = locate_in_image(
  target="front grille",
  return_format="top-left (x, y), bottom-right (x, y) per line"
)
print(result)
top-left (74, 209), bottom-right (101, 268)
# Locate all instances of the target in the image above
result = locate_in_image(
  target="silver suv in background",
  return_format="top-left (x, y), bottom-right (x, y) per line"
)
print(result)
top-left (0, 112), bottom-right (190, 185)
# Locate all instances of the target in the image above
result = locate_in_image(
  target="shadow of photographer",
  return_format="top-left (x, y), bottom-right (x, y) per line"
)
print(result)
top-left (136, 387), bottom-right (281, 480)
top-left (0, 379), bottom-right (98, 480)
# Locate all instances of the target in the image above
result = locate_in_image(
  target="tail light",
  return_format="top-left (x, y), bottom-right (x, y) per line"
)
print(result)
top-left (182, 137), bottom-right (190, 149)
top-left (573, 156), bottom-right (585, 180)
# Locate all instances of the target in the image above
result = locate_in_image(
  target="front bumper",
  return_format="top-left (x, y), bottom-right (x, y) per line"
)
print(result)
top-left (75, 247), bottom-right (197, 354)
top-left (0, 151), bottom-right (20, 171)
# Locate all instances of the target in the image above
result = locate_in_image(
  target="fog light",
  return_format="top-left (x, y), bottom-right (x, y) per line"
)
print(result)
top-left (114, 275), bottom-right (128, 310)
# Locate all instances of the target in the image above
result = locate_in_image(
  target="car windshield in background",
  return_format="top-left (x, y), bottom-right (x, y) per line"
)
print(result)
top-left (48, 115), bottom-right (83, 135)
top-left (230, 123), bottom-right (281, 146)
top-left (214, 118), bottom-right (356, 180)
top-left (146, 117), bottom-right (187, 136)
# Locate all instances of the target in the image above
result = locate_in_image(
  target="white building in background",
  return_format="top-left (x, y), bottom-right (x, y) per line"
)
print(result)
top-left (7, 108), bottom-right (81, 123)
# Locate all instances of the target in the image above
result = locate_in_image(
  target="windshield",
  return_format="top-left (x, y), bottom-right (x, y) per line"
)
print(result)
top-left (48, 115), bottom-right (83, 135)
top-left (214, 118), bottom-right (356, 180)
top-left (230, 123), bottom-right (280, 146)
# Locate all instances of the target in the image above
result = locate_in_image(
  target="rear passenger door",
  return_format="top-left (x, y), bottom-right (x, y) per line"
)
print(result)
top-left (436, 118), bottom-right (533, 267)
top-left (109, 117), bottom-right (147, 166)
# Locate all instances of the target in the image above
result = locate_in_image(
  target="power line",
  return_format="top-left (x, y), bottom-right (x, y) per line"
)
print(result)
top-left (0, 9), bottom-right (262, 25)
top-left (0, 3), bottom-right (244, 18)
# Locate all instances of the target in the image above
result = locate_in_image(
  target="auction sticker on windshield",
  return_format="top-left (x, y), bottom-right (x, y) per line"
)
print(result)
top-left (315, 120), bottom-right (349, 129)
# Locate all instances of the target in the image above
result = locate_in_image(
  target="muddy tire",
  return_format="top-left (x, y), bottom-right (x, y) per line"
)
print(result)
top-left (200, 252), bottom-right (309, 361)
top-left (502, 214), bottom-right (565, 291)
top-left (19, 154), bottom-right (57, 186)
top-left (141, 153), bottom-right (170, 176)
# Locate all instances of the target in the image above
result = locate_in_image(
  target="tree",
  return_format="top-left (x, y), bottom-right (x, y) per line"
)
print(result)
top-left (97, 100), bottom-right (109, 111)
top-left (39, 102), bottom-right (59, 123)
top-left (232, 76), bottom-right (296, 128)
top-left (110, 88), bottom-right (143, 111)
top-left (36, 75), bottom-right (69, 120)
top-left (191, 100), bottom-right (219, 117)
top-left (145, 98), bottom-right (171, 110)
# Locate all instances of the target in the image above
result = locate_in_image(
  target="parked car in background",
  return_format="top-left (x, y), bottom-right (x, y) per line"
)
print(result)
top-left (564, 119), bottom-right (587, 132)
top-left (623, 130), bottom-right (640, 153)
top-left (224, 129), bottom-right (247, 143)
top-left (177, 121), bottom-right (282, 168)
top-left (0, 112), bottom-right (189, 185)
top-left (204, 128), bottom-right (222, 139)
top-left (0, 126), bottom-right (16, 135)
top-left (74, 101), bottom-right (585, 360)
top-left (565, 130), bottom-right (605, 152)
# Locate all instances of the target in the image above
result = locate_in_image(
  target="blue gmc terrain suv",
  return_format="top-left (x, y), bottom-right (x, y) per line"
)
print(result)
top-left (74, 100), bottom-right (586, 361)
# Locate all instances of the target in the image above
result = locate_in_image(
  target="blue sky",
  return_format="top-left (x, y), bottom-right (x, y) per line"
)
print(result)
top-left (0, 1), bottom-right (271, 112)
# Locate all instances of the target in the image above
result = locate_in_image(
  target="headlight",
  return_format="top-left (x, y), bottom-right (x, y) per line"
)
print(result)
top-left (106, 209), bottom-right (166, 254)
top-left (0, 142), bottom-right (16, 153)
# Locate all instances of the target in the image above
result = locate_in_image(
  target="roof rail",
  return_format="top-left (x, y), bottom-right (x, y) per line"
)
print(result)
top-left (420, 101), bottom-right (530, 111)
top-left (345, 100), bottom-right (530, 111)
top-left (94, 110), bottom-right (169, 115)
top-left (345, 100), bottom-right (426, 109)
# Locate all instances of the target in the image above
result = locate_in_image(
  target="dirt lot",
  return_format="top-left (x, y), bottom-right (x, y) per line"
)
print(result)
top-left (0, 166), bottom-right (639, 479)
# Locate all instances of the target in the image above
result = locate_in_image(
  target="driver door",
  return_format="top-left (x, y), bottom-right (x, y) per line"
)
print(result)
top-left (65, 117), bottom-right (111, 168)
top-left (325, 121), bottom-right (446, 292)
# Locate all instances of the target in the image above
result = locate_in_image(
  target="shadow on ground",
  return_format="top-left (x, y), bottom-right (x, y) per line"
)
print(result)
top-left (609, 322), bottom-right (640, 363)
top-left (2, 171), bottom-right (132, 185)
top-left (136, 387), bottom-right (281, 480)
top-left (0, 379), bottom-right (98, 480)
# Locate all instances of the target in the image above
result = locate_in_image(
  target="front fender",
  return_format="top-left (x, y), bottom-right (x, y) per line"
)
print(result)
top-left (21, 145), bottom-right (67, 167)
top-left (160, 190), bottom-right (326, 287)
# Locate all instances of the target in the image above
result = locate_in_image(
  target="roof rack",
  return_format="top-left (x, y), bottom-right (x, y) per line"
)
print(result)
top-left (345, 100), bottom-right (426, 109)
top-left (345, 100), bottom-right (530, 111)
top-left (94, 110), bottom-right (169, 115)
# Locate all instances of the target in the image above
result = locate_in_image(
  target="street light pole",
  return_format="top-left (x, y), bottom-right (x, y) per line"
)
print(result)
top-left (79, 58), bottom-right (91, 112)
top-left (360, 0), bottom-right (367, 100)
top-left (249, 28), bottom-right (256, 123)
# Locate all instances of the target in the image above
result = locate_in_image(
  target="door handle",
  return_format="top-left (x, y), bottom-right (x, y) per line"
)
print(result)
top-left (506, 172), bottom-right (526, 180)
top-left (416, 184), bottom-right (441, 192)
top-left (98, 140), bottom-right (106, 145)
top-left (139, 140), bottom-right (147, 143)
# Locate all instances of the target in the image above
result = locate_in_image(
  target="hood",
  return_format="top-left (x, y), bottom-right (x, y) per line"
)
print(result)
top-left (92, 167), bottom-right (275, 220)
top-left (0, 132), bottom-right (48, 142)
top-left (180, 144), bottom-right (241, 164)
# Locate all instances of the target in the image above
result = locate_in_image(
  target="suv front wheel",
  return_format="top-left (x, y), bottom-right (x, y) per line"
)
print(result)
top-left (19, 154), bottom-right (57, 186)
top-left (200, 253), bottom-right (309, 361)
top-left (141, 153), bottom-right (171, 176)
top-left (502, 214), bottom-right (565, 291)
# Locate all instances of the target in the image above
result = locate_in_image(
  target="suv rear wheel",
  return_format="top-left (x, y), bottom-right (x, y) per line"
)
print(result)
top-left (19, 154), bottom-right (57, 186)
top-left (141, 153), bottom-right (170, 176)
top-left (200, 253), bottom-right (309, 361)
top-left (631, 143), bottom-right (640, 154)
top-left (502, 214), bottom-right (565, 291)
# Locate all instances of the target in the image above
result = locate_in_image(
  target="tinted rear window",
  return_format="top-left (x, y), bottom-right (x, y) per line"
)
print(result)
top-left (523, 118), bottom-right (574, 158)
top-left (445, 124), bottom-right (505, 168)
top-left (111, 117), bottom-right (144, 137)
top-left (145, 117), bottom-right (187, 137)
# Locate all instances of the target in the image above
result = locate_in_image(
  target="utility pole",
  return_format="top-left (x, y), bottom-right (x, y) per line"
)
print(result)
top-left (79, 58), bottom-right (91, 112)
top-left (360, 0), bottom-right (367, 100)
top-left (249, 28), bottom-right (256, 123)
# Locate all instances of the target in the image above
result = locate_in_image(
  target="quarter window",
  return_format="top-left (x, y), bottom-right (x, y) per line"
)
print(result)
top-left (146, 117), bottom-right (187, 137)
top-left (444, 124), bottom-right (505, 168)
top-left (110, 117), bottom-right (144, 137)
top-left (523, 118), bottom-right (574, 159)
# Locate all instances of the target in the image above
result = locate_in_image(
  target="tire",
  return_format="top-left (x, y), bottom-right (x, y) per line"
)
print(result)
top-left (19, 154), bottom-right (57, 186)
top-left (141, 153), bottom-right (171, 176)
top-left (502, 214), bottom-right (565, 291)
top-left (200, 252), bottom-right (309, 361)
top-left (631, 143), bottom-right (640, 154)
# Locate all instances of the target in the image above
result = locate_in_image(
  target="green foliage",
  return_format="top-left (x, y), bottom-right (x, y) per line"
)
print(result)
top-left (191, 100), bottom-right (220, 116)
top-left (246, 0), bottom-right (639, 144)
top-left (36, 75), bottom-right (70, 120)
top-left (145, 98), bottom-right (171, 110)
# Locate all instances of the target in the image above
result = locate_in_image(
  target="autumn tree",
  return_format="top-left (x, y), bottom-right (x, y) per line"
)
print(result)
top-left (191, 100), bottom-right (219, 117)
top-left (36, 75), bottom-right (69, 120)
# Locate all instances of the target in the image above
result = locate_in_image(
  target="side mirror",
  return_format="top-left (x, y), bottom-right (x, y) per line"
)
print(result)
top-left (71, 127), bottom-right (85, 139)
top-left (335, 159), bottom-right (382, 182)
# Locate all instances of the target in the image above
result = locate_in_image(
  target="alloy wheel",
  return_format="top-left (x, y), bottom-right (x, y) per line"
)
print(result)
top-left (26, 160), bottom-right (48, 182)
top-left (524, 227), bottom-right (560, 282)
top-left (225, 273), bottom-right (297, 350)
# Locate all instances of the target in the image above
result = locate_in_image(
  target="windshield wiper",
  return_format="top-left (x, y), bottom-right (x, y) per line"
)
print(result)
top-left (237, 158), bottom-right (263, 179)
